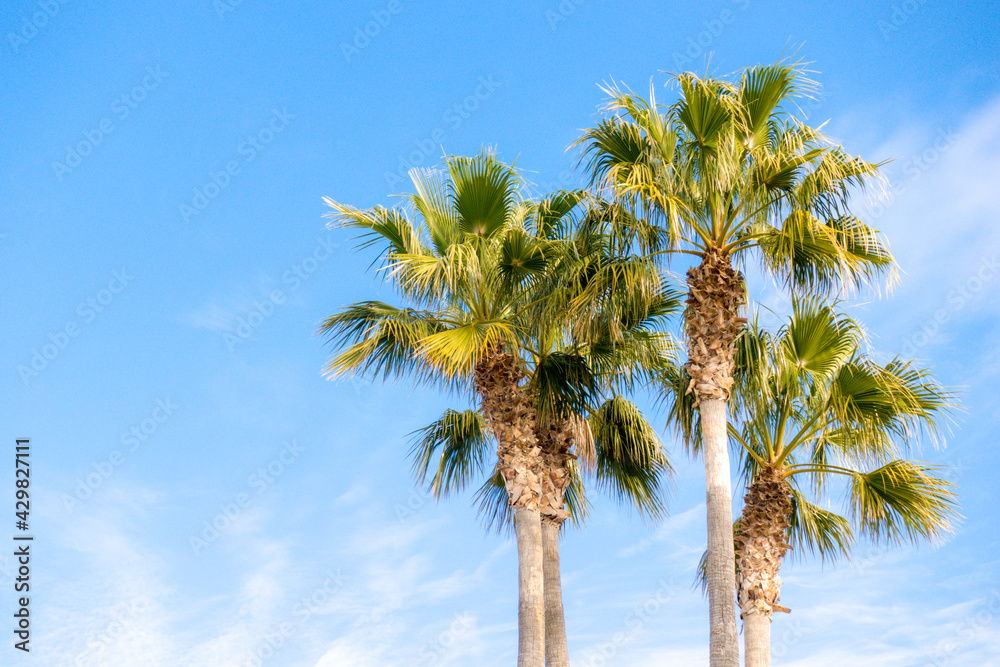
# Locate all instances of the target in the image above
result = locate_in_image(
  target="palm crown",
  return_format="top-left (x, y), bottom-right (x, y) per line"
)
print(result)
top-left (322, 152), bottom-right (552, 385)
top-left (731, 298), bottom-right (957, 556)
top-left (576, 63), bottom-right (895, 291)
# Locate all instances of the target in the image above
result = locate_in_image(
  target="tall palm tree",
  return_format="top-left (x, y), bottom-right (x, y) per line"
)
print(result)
top-left (684, 299), bottom-right (958, 666)
top-left (411, 200), bottom-right (681, 666)
top-left (320, 152), bottom-right (585, 667)
top-left (576, 62), bottom-right (897, 666)
top-left (532, 197), bottom-right (683, 666)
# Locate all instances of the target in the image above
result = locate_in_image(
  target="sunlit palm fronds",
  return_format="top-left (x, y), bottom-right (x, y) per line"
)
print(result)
top-left (575, 62), bottom-right (896, 294)
top-left (409, 409), bottom-right (491, 498)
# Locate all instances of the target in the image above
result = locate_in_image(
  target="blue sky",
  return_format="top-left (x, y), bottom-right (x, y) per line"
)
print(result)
top-left (2, 0), bottom-right (999, 665)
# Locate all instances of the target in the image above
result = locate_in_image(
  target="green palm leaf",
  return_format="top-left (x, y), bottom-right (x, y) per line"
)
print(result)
top-left (777, 297), bottom-right (860, 383)
top-left (590, 396), bottom-right (671, 520)
top-left (786, 487), bottom-right (854, 561)
top-left (418, 321), bottom-right (520, 377)
top-left (448, 152), bottom-right (520, 239)
top-left (409, 167), bottom-right (459, 254)
top-left (323, 199), bottom-right (426, 259)
top-left (849, 460), bottom-right (958, 545)
top-left (319, 301), bottom-right (443, 385)
top-left (410, 409), bottom-right (491, 498)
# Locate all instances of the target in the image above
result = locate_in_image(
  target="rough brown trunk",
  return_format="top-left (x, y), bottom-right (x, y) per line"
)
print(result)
top-left (474, 345), bottom-right (546, 667)
top-left (537, 419), bottom-right (575, 525)
top-left (542, 520), bottom-right (569, 667)
top-left (685, 249), bottom-right (745, 667)
top-left (475, 346), bottom-right (543, 512)
top-left (735, 466), bottom-right (794, 667)
top-left (684, 249), bottom-right (744, 403)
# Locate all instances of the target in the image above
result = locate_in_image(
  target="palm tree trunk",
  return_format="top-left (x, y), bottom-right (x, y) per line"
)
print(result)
top-left (514, 506), bottom-right (546, 667)
top-left (475, 346), bottom-right (546, 667)
top-left (542, 519), bottom-right (570, 667)
top-left (743, 608), bottom-right (771, 667)
top-left (685, 249), bottom-right (745, 667)
top-left (702, 398), bottom-right (740, 667)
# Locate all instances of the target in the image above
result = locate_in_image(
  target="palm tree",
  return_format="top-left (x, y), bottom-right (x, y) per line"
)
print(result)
top-left (320, 151), bottom-right (584, 667)
top-left (410, 201), bottom-right (681, 666)
top-left (576, 62), bottom-right (897, 666)
top-left (684, 299), bottom-right (958, 666)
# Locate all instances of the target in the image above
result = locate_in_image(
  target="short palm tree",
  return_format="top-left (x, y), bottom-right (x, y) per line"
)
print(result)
top-left (320, 151), bottom-right (585, 667)
top-left (681, 299), bottom-right (958, 667)
top-left (576, 62), bottom-right (897, 666)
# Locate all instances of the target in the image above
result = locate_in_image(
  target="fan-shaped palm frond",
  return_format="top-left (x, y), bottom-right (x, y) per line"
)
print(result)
top-left (319, 301), bottom-right (445, 387)
top-left (847, 460), bottom-right (958, 545)
top-left (410, 409), bottom-right (491, 498)
top-left (786, 488), bottom-right (853, 561)
top-left (447, 151), bottom-right (521, 239)
top-left (590, 396), bottom-right (672, 520)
